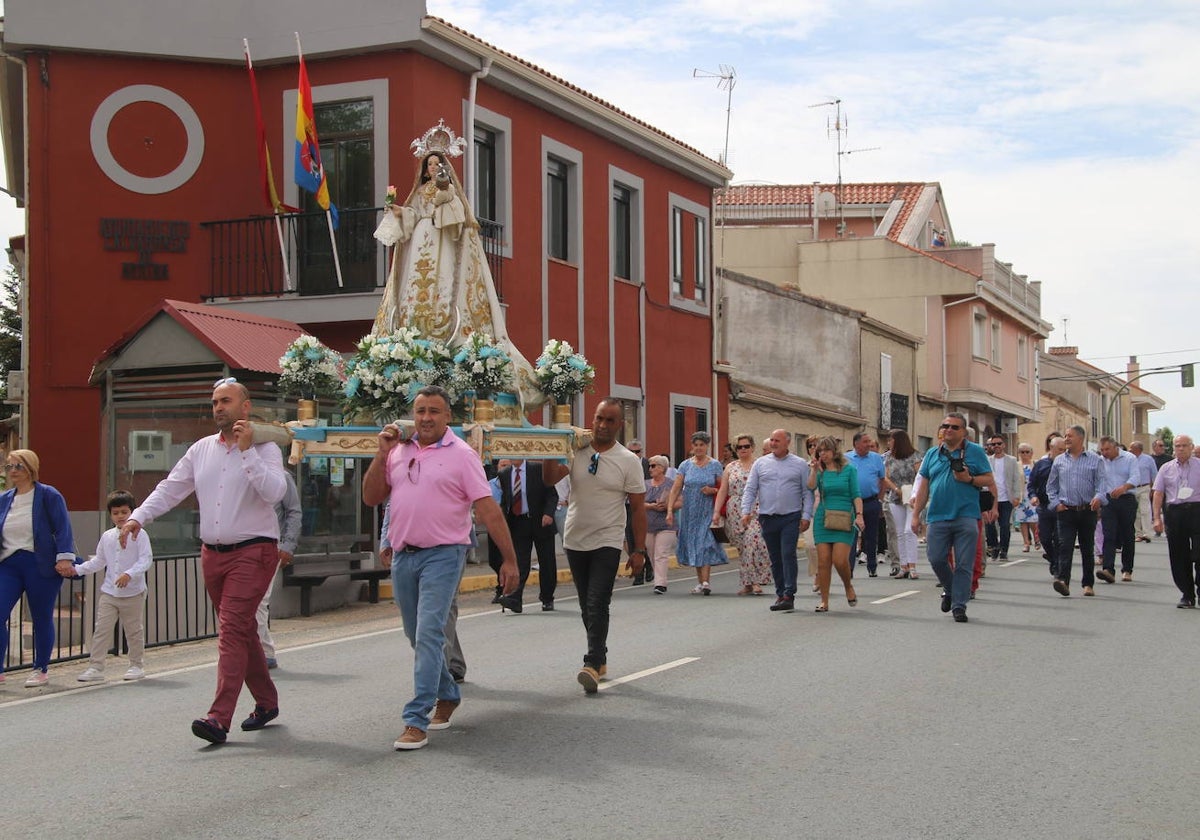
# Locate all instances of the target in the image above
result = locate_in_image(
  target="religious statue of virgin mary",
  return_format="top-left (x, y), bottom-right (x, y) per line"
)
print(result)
top-left (373, 119), bottom-right (542, 408)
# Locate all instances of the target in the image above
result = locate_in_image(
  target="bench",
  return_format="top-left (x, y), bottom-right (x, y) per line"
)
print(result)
top-left (283, 534), bottom-right (390, 616)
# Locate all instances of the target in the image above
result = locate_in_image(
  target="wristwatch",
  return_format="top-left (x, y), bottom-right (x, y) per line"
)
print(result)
top-left (630, 548), bottom-right (647, 557)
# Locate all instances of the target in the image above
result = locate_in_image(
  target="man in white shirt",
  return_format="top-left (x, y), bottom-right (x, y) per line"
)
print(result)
top-left (984, 435), bottom-right (1023, 560)
top-left (1127, 441), bottom-right (1158, 542)
top-left (122, 379), bottom-right (288, 745)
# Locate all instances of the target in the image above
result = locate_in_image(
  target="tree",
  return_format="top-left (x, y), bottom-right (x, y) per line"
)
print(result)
top-left (1153, 426), bottom-right (1173, 449)
top-left (0, 264), bottom-right (20, 420)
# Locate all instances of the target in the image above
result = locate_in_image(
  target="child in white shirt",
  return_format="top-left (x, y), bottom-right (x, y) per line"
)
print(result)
top-left (74, 491), bottom-right (153, 682)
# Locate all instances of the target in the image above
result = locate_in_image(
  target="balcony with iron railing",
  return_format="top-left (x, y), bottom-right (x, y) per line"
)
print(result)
top-left (200, 208), bottom-right (506, 302)
top-left (880, 391), bottom-right (910, 432)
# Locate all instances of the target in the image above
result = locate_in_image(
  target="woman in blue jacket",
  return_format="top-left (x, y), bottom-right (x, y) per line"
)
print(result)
top-left (0, 450), bottom-right (77, 687)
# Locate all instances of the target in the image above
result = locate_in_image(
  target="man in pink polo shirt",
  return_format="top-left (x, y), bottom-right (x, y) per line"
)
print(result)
top-left (123, 379), bottom-right (288, 744)
top-left (363, 385), bottom-right (519, 751)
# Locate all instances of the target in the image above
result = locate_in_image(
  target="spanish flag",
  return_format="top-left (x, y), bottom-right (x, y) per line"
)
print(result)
top-left (294, 53), bottom-right (338, 228)
top-left (244, 41), bottom-right (296, 214)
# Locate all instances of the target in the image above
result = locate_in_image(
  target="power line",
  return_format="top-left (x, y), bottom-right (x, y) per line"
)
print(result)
top-left (1082, 348), bottom-right (1200, 361)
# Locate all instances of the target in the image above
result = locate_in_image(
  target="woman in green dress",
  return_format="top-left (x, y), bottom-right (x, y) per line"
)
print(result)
top-left (808, 436), bottom-right (864, 612)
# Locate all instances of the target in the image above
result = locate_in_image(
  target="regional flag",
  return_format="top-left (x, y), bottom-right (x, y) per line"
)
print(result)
top-left (294, 54), bottom-right (338, 228)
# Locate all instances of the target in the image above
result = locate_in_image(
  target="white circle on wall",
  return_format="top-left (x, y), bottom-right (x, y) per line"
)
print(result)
top-left (90, 85), bottom-right (204, 195)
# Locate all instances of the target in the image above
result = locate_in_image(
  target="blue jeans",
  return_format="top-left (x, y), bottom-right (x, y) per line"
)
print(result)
top-left (0, 550), bottom-right (64, 673)
top-left (759, 511), bottom-right (801, 598)
top-left (391, 545), bottom-right (466, 730)
top-left (926, 518), bottom-right (980, 611)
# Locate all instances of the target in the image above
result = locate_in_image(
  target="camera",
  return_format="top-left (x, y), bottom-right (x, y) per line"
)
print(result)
top-left (950, 454), bottom-right (967, 473)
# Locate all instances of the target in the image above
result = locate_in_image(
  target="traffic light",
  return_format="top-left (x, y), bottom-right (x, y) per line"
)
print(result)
top-left (1183, 363), bottom-right (1195, 388)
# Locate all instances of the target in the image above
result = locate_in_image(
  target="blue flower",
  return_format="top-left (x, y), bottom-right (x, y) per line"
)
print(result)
top-left (568, 355), bottom-right (587, 370)
top-left (454, 349), bottom-right (468, 364)
top-left (304, 348), bottom-right (322, 361)
top-left (383, 364), bottom-right (399, 380)
top-left (345, 376), bottom-right (360, 398)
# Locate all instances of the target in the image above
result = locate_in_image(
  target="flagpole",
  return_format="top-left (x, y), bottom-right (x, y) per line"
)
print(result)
top-left (295, 32), bottom-right (343, 288)
top-left (244, 38), bottom-right (293, 291)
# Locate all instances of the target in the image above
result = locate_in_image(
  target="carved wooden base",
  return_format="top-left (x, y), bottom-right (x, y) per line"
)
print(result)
top-left (289, 423), bottom-right (577, 463)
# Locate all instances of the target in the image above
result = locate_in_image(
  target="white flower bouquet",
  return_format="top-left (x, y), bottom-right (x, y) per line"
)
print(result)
top-left (534, 339), bottom-right (595, 404)
top-left (342, 328), bottom-right (455, 422)
top-left (446, 332), bottom-right (514, 398)
top-left (277, 335), bottom-right (343, 399)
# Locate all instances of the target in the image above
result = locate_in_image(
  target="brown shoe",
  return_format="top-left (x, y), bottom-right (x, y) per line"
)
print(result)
top-left (428, 699), bottom-right (459, 731)
top-left (1082, 586), bottom-right (1095, 596)
top-left (1053, 579), bottom-right (1070, 597)
top-left (1121, 572), bottom-right (1132, 582)
top-left (597, 664), bottom-right (608, 680)
top-left (1096, 569), bottom-right (1116, 584)
top-left (393, 726), bottom-right (428, 750)
top-left (577, 666), bottom-right (600, 694)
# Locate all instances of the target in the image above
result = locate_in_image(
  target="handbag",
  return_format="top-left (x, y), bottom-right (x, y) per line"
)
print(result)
top-left (823, 508), bottom-right (853, 531)
top-left (710, 523), bottom-right (730, 544)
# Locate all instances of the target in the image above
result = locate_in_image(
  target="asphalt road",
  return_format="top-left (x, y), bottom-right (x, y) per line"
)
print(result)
top-left (5, 538), bottom-right (1198, 840)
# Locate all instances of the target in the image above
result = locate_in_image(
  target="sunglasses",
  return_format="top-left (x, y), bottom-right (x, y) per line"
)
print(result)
top-left (3, 462), bottom-right (26, 471)
top-left (629, 449), bottom-right (642, 454)
top-left (213, 376), bottom-right (238, 388)
top-left (406, 458), bottom-right (420, 484)
top-left (588, 452), bottom-right (600, 475)
top-left (940, 423), bottom-right (962, 430)
top-left (735, 443), bottom-right (753, 450)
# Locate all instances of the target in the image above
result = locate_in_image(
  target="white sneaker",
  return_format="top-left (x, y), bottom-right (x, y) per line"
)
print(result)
top-left (24, 670), bottom-right (49, 687)
top-left (691, 584), bottom-right (704, 595)
top-left (123, 666), bottom-right (145, 681)
top-left (77, 667), bottom-right (106, 682)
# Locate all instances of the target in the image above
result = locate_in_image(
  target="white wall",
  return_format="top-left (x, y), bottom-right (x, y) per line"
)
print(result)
top-left (3, 0), bottom-right (427, 62)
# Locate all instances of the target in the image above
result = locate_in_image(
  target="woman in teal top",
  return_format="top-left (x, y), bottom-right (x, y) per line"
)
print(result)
top-left (807, 436), bottom-right (864, 612)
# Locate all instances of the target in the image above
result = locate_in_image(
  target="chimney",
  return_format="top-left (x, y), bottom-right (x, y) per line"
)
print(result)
top-left (1127, 355), bottom-right (1140, 382)
top-left (1048, 346), bottom-right (1079, 358)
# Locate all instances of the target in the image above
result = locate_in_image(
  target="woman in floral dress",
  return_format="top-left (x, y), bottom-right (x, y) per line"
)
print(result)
top-left (712, 433), bottom-right (772, 594)
top-left (666, 432), bottom-right (728, 595)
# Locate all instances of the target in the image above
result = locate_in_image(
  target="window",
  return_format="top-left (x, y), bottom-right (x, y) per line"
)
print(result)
top-left (474, 127), bottom-right (497, 223)
top-left (547, 157), bottom-right (569, 261)
top-left (693, 216), bottom-right (707, 302)
top-left (671, 208), bottom-right (683, 295)
top-left (1017, 335), bottom-right (1028, 379)
top-left (613, 185), bottom-right (631, 280)
top-left (972, 310), bottom-right (987, 358)
top-left (990, 320), bottom-right (1002, 366)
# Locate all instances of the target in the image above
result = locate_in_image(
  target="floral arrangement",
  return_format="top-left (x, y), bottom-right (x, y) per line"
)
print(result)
top-left (277, 334), bottom-right (343, 399)
top-left (342, 328), bottom-right (454, 422)
top-left (384, 184), bottom-right (398, 207)
top-left (446, 331), bottom-right (514, 398)
top-left (534, 339), bottom-right (595, 404)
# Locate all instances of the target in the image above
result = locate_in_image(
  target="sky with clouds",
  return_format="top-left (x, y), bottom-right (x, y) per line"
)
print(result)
top-left (0, 1), bottom-right (1196, 434)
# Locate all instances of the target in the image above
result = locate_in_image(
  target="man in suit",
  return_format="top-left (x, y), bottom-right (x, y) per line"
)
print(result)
top-left (984, 435), bottom-right (1024, 561)
top-left (497, 460), bottom-right (559, 612)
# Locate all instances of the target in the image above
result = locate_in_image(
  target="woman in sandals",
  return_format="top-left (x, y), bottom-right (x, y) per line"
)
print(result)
top-left (808, 437), bottom-right (863, 612)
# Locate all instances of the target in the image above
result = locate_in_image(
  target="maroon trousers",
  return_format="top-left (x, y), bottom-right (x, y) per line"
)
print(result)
top-left (201, 541), bottom-right (278, 729)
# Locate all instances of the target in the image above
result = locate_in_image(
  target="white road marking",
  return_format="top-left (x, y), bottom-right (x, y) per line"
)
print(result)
top-left (598, 656), bottom-right (700, 691)
top-left (871, 590), bottom-right (921, 604)
top-left (998, 557), bottom-right (1030, 567)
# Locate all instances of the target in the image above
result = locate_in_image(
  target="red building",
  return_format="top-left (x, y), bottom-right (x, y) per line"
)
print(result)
top-left (0, 0), bottom-right (729, 533)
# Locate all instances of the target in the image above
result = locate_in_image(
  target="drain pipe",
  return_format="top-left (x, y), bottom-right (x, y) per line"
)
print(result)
top-left (941, 285), bottom-right (983, 405)
top-left (464, 57), bottom-right (492, 204)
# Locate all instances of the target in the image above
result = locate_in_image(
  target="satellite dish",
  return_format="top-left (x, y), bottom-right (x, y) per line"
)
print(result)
top-left (817, 191), bottom-right (837, 214)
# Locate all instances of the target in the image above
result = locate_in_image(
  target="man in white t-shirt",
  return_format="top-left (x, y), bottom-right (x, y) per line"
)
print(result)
top-left (543, 398), bottom-right (646, 694)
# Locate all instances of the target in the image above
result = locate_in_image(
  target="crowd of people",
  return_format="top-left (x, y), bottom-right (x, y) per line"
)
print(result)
top-left (3, 381), bottom-right (1198, 755)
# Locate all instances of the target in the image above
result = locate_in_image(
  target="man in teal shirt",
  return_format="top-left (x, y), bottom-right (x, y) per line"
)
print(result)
top-left (912, 415), bottom-right (997, 623)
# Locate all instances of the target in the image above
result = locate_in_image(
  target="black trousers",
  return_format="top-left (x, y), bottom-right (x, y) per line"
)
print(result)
top-left (1037, 507), bottom-right (1059, 574)
top-left (1164, 504), bottom-right (1200, 601)
top-left (856, 498), bottom-right (882, 574)
top-left (1100, 494), bottom-right (1137, 573)
top-left (985, 501), bottom-right (1015, 556)
top-left (508, 515), bottom-right (558, 604)
top-left (566, 546), bottom-right (621, 668)
top-left (1056, 507), bottom-right (1097, 588)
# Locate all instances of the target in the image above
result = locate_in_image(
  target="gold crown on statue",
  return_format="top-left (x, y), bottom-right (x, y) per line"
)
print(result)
top-left (410, 119), bottom-right (467, 159)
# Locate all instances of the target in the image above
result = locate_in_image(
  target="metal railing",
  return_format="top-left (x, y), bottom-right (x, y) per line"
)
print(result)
top-left (202, 208), bottom-right (508, 302)
top-left (2, 553), bottom-right (216, 674)
top-left (881, 392), bottom-right (910, 432)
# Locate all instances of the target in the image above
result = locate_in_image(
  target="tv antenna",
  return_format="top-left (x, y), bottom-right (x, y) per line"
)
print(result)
top-left (693, 65), bottom-right (736, 167)
top-left (809, 97), bottom-right (880, 236)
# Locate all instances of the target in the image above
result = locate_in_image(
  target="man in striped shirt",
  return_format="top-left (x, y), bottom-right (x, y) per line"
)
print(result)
top-left (1046, 425), bottom-right (1105, 598)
